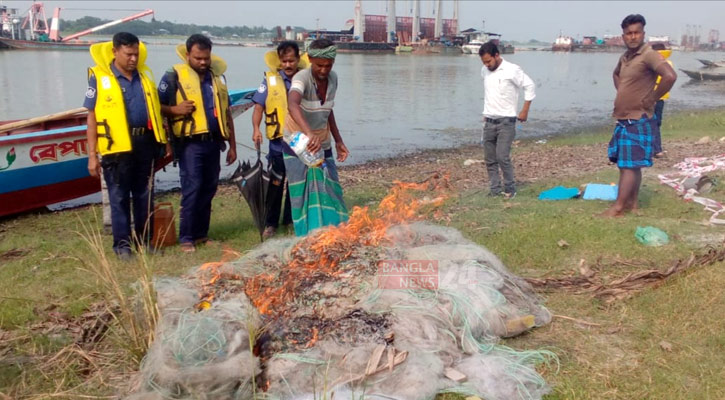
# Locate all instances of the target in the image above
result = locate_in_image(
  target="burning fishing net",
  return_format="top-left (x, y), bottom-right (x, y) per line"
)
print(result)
top-left (128, 177), bottom-right (555, 400)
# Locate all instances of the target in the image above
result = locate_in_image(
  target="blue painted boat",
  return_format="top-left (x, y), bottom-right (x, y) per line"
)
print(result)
top-left (0, 88), bottom-right (255, 217)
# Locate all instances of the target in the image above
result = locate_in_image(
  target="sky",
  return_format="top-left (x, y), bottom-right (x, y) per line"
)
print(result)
top-left (3, 1), bottom-right (724, 43)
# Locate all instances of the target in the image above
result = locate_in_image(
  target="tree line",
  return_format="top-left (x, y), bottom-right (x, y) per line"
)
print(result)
top-left (59, 16), bottom-right (280, 38)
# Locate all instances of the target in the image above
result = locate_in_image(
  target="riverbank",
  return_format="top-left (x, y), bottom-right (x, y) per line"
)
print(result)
top-left (1, 108), bottom-right (725, 398)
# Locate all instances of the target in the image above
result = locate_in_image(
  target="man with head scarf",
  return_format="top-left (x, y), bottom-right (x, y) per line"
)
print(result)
top-left (284, 38), bottom-right (350, 236)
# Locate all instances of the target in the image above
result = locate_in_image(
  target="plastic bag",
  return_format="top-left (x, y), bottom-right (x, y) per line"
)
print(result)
top-left (582, 183), bottom-right (618, 201)
top-left (538, 186), bottom-right (580, 200)
top-left (635, 226), bottom-right (669, 246)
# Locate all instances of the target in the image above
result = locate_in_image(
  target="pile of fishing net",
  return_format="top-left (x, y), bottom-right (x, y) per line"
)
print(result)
top-left (127, 221), bottom-right (554, 400)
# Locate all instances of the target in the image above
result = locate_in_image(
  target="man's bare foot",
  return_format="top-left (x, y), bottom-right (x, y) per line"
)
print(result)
top-left (598, 207), bottom-right (625, 218)
top-left (624, 203), bottom-right (642, 216)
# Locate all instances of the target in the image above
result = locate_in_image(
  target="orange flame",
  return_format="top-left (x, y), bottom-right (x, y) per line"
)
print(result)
top-left (242, 176), bottom-right (449, 317)
top-left (194, 248), bottom-right (245, 311)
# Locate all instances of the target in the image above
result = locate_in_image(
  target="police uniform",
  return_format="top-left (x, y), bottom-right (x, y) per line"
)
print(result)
top-left (84, 41), bottom-right (167, 256)
top-left (158, 46), bottom-right (232, 247)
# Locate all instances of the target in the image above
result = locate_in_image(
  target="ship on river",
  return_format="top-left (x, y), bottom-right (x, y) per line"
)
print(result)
top-left (551, 33), bottom-right (624, 53)
top-left (280, 0), bottom-right (461, 54)
top-left (0, 2), bottom-right (153, 50)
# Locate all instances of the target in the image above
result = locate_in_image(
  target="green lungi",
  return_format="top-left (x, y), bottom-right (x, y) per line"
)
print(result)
top-left (283, 153), bottom-right (348, 236)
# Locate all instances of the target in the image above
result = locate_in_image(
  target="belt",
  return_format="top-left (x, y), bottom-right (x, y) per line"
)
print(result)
top-left (485, 117), bottom-right (517, 124)
top-left (130, 127), bottom-right (151, 136)
top-left (186, 133), bottom-right (216, 142)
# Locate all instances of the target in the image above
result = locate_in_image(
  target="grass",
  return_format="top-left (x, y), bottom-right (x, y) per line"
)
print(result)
top-left (448, 169), bottom-right (725, 399)
top-left (1, 108), bottom-right (725, 398)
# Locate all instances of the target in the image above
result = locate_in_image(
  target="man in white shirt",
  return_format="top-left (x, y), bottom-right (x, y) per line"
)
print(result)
top-left (479, 41), bottom-right (536, 198)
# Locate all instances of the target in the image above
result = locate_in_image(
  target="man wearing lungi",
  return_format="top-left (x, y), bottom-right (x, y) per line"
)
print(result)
top-left (284, 38), bottom-right (350, 236)
top-left (602, 14), bottom-right (676, 217)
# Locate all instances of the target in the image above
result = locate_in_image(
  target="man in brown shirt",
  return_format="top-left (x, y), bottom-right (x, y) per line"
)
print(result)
top-left (602, 14), bottom-right (676, 217)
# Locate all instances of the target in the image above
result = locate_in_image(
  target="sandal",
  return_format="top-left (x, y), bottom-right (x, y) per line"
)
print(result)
top-left (180, 242), bottom-right (196, 253)
top-left (194, 237), bottom-right (216, 246)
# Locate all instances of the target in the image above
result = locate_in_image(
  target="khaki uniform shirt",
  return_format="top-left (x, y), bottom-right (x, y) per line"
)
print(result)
top-left (612, 44), bottom-right (667, 120)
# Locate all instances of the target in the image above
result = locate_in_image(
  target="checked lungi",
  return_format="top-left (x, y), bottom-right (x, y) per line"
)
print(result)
top-left (283, 149), bottom-right (349, 237)
top-left (608, 114), bottom-right (658, 169)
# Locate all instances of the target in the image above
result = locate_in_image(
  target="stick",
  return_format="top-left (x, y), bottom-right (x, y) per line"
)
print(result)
top-left (100, 168), bottom-right (111, 233)
top-left (553, 314), bottom-right (602, 327)
top-left (332, 348), bottom-right (408, 388)
top-left (0, 107), bottom-right (87, 134)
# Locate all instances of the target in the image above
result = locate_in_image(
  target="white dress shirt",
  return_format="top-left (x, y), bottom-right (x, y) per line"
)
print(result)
top-left (481, 58), bottom-right (536, 118)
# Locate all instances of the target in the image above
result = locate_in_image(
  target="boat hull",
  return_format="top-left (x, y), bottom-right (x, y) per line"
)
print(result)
top-left (336, 42), bottom-right (395, 52)
top-left (0, 122), bottom-right (100, 216)
top-left (551, 45), bottom-right (572, 52)
top-left (0, 38), bottom-right (93, 50)
top-left (461, 44), bottom-right (480, 54)
top-left (0, 89), bottom-right (255, 217)
top-left (697, 59), bottom-right (725, 68)
top-left (0, 173), bottom-right (102, 216)
top-left (680, 68), bottom-right (725, 81)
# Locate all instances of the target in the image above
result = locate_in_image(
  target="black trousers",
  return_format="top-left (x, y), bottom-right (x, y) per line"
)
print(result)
top-left (265, 152), bottom-right (292, 228)
top-left (101, 134), bottom-right (157, 253)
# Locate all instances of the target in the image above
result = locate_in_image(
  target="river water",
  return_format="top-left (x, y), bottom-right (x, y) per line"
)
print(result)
top-left (1, 44), bottom-right (724, 200)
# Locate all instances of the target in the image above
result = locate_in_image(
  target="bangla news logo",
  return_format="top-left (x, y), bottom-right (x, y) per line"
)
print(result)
top-left (376, 260), bottom-right (439, 290)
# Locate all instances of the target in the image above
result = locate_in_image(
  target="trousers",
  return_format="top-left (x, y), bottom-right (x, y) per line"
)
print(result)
top-left (483, 118), bottom-right (517, 194)
top-left (101, 133), bottom-right (157, 254)
top-left (265, 151), bottom-right (292, 228)
top-left (178, 139), bottom-right (222, 244)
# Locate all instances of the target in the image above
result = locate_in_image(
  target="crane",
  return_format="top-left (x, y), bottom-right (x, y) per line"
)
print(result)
top-left (60, 9), bottom-right (154, 42)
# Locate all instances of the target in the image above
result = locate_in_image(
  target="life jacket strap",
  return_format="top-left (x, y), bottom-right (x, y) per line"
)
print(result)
top-left (265, 109), bottom-right (280, 137)
top-left (99, 119), bottom-right (114, 151)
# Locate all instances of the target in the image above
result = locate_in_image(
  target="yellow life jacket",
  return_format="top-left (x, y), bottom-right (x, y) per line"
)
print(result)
top-left (262, 50), bottom-right (309, 140)
top-left (88, 41), bottom-right (166, 156)
top-left (655, 49), bottom-right (673, 100)
top-left (171, 44), bottom-right (230, 139)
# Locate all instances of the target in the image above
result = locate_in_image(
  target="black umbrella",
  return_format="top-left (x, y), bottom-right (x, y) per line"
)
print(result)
top-left (231, 150), bottom-right (269, 241)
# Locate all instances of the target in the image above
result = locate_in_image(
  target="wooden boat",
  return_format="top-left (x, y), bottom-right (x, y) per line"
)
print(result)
top-left (0, 88), bottom-right (255, 217)
top-left (0, 37), bottom-right (94, 50)
top-left (696, 59), bottom-right (725, 68)
top-left (680, 68), bottom-right (725, 81)
top-left (0, 6), bottom-right (153, 51)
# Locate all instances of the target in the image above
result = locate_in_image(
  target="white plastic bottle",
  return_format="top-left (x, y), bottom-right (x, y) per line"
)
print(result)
top-left (284, 131), bottom-right (324, 167)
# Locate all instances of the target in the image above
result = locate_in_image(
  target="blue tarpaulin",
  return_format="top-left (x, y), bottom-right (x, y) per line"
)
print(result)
top-left (582, 184), bottom-right (618, 201)
top-left (538, 186), bottom-right (580, 200)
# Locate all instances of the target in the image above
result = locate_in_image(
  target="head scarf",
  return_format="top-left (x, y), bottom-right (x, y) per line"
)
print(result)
top-left (307, 45), bottom-right (337, 59)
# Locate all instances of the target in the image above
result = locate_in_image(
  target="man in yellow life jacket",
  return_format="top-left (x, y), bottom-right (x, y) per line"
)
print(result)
top-left (84, 32), bottom-right (170, 260)
top-left (158, 34), bottom-right (236, 253)
top-left (651, 42), bottom-right (674, 158)
top-left (251, 41), bottom-right (309, 239)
